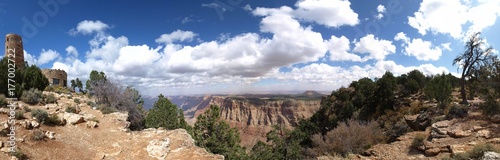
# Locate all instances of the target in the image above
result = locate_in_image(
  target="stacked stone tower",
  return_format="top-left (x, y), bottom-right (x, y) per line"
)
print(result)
top-left (5, 34), bottom-right (25, 69)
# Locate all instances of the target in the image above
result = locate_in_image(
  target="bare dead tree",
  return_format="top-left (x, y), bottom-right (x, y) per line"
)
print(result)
top-left (453, 32), bottom-right (494, 104)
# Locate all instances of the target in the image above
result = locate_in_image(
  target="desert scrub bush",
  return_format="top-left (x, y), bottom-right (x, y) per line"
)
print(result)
top-left (312, 119), bottom-right (384, 156)
top-left (445, 104), bottom-right (468, 119)
top-left (65, 106), bottom-right (78, 114)
top-left (10, 148), bottom-right (28, 160)
top-left (479, 96), bottom-right (500, 116)
top-left (23, 106), bottom-right (31, 112)
top-left (447, 143), bottom-right (499, 160)
top-left (73, 98), bottom-right (80, 104)
top-left (44, 93), bottom-right (57, 104)
top-left (31, 109), bottom-right (48, 123)
top-left (45, 114), bottom-right (62, 126)
top-left (98, 104), bottom-right (117, 114)
top-left (90, 117), bottom-right (100, 123)
top-left (410, 133), bottom-right (426, 150)
top-left (21, 88), bottom-right (42, 105)
top-left (467, 143), bottom-right (498, 159)
top-left (31, 130), bottom-right (45, 141)
top-left (0, 94), bottom-right (7, 107)
top-left (86, 101), bottom-right (95, 107)
top-left (44, 85), bottom-right (54, 92)
top-left (67, 94), bottom-right (73, 99)
top-left (15, 110), bottom-right (25, 120)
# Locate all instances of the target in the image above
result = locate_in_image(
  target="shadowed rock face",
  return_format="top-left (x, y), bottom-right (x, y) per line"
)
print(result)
top-left (190, 96), bottom-right (322, 148)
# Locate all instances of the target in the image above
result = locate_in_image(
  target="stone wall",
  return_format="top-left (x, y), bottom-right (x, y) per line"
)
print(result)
top-left (42, 69), bottom-right (68, 87)
top-left (5, 34), bottom-right (24, 68)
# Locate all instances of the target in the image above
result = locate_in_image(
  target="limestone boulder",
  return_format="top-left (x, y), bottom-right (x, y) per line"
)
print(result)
top-left (430, 120), bottom-right (450, 139)
top-left (147, 138), bottom-right (170, 160)
top-left (405, 113), bottom-right (431, 131)
top-left (482, 151), bottom-right (500, 160)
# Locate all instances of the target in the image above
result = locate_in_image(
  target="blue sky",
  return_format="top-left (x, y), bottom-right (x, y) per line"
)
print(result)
top-left (0, 0), bottom-right (499, 96)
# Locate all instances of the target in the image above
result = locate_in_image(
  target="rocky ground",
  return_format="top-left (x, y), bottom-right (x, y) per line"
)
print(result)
top-left (0, 92), bottom-right (223, 160)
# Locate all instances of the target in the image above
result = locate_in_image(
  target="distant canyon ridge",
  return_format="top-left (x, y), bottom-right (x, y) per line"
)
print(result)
top-left (143, 91), bottom-right (325, 148)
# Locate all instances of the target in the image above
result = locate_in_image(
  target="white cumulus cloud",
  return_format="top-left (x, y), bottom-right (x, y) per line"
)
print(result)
top-left (155, 30), bottom-right (198, 44)
top-left (353, 34), bottom-right (396, 61)
top-left (69, 20), bottom-right (110, 35)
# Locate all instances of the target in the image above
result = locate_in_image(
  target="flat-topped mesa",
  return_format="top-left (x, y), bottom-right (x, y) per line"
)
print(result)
top-left (5, 33), bottom-right (25, 69)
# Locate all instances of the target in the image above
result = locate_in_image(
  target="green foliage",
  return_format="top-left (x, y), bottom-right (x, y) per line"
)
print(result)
top-left (411, 133), bottom-right (426, 150)
top-left (65, 106), bottom-right (78, 114)
top-left (366, 71), bottom-right (397, 119)
top-left (23, 106), bottom-right (31, 112)
top-left (479, 95), bottom-right (500, 116)
top-left (21, 88), bottom-right (42, 105)
top-left (31, 109), bottom-right (49, 123)
top-left (446, 104), bottom-right (468, 119)
top-left (22, 65), bottom-right (49, 94)
top-left (425, 73), bottom-right (452, 107)
top-left (0, 57), bottom-right (23, 98)
top-left (405, 78), bottom-right (420, 94)
top-left (45, 114), bottom-right (62, 126)
top-left (145, 94), bottom-right (188, 130)
top-left (73, 98), bottom-right (80, 104)
top-left (44, 85), bottom-right (54, 92)
top-left (0, 94), bottom-right (7, 107)
top-left (44, 93), bottom-right (57, 104)
top-left (15, 110), bottom-right (25, 120)
top-left (32, 130), bottom-right (45, 141)
top-left (98, 104), bottom-right (117, 114)
top-left (85, 70), bottom-right (107, 93)
top-left (448, 143), bottom-right (499, 160)
top-left (10, 148), bottom-right (28, 160)
top-left (193, 105), bottom-right (248, 160)
top-left (407, 69), bottom-right (426, 89)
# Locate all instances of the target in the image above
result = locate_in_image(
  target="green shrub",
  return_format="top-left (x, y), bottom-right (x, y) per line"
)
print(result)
top-left (86, 101), bottom-right (95, 107)
top-left (90, 117), bottom-right (99, 123)
top-left (467, 143), bottom-right (497, 159)
top-left (15, 110), bottom-right (25, 120)
top-left (45, 114), bottom-right (62, 126)
top-left (44, 85), bottom-right (54, 92)
top-left (0, 94), bottom-right (7, 107)
top-left (479, 96), bottom-right (500, 116)
top-left (31, 130), bottom-right (45, 141)
top-left (98, 104), bottom-right (117, 114)
top-left (20, 88), bottom-right (42, 105)
top-left (0, 129), bottom-right (8, 137)
top-left (73, 98), bottom-right (80, 104)
top-left (10, 148), bottom-right (28, 160)
top-left (410, 133), bottom-right (426, 150)
top-left (446, 104), bottom-right (468, 119)
top-left (44, 93), bottom-right (57, 104)
top-left (23, 106), bottom-right (31, 112)
top-left (65, 106), bottom-right (78, 114)
top-left (448, 143), bottom-right (499, 160)
top-left (31, 109), bottom-right (48, 123)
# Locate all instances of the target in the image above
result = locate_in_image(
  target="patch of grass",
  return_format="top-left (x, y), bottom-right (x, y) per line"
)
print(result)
top-left (31, 109), bottom-right (49, 123)
top-left (15, 110), bottom-right (25, 120)
top-left (410, 133), bottom-right (426, 150)
top-left (31, 130), bottom-right (45, 141)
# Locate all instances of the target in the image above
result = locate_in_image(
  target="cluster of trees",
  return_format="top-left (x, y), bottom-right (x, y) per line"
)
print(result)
top-left (0, 58), bottom-right (48, 98)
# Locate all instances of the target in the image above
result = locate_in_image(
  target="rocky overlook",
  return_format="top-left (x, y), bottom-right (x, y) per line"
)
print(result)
top-left (0, 92), bottom-right (223, 160)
